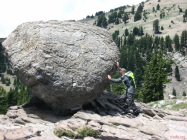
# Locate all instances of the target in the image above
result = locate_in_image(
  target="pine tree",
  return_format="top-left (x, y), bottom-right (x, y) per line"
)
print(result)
top-left (134, 50), bottom-right (145, 88)
top-left (0, 87), bottom-right (8, 114)
top-left (172, 88), bottom-right (176, 96)
top-left (138, 52), bottom-right (171, 103)
top-left (153, 19), bottom-right (160, 34)
top-left (96, 14), bottom-right (108, 28)
top-left (112, 30), bottom-right (119, 43)
top-left (117, 37), bottom-right (121, 48)
top-left (173, 34), bottom-right (180, 51)
top-left (108, 12), bottom-right (118, 24)
top-left (157, 4), bottom-right (160, 10)
top-left (115, 18), bottom-right (119, 25)
top-left (139, 26), bottom-right (144, 36)
top-left (7, 89), bottom-right (17, 106)
top-left (165, 35), bottom-right (173, 52)
top-left (133, 27), bottom-right (139, 35)
top-left (175, 66), bottom-right (181, 81)
top-left (160, 37), bottom-right (165, 50)
top-left (153, 7), bottom-right (155, 12)
top-left (124, 36), bottom-right (127, 46)
top-left (131, 5), bottom-right (135, 15)
top-left (123, 13), bottom-right (129, 24)
top-left (120, 47), bottom-right (127, 69)
top-left (125, 28), bottom-right (129, 36)
top-left (134, 11), bottom-right (142, 22)
top-left (134, 4), bottom-right (143, 22)
top-left (181, 30), bottom-right (187, 48)
top-left (183, 91), bottom-right (186, 96)
top-left (1, 77), bottom-right (5, 84)
top-left (183, 9), bottom-right (187, 22)
top-left (127, 33), bottom-right (135, 46)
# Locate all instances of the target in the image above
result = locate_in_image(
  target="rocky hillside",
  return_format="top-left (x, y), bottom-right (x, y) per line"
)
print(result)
top-left (164, 52), bottom-right (187, 99)
top-left (0, 98), bottom-right (186, 140)
top-left (82, 0), bottom-right (187, 38)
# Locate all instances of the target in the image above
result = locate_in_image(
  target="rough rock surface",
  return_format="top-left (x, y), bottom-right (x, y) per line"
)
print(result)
top-left (3, 20), bottom-right (120, 114)
top-left (0, 93), bottom-right (187, 140)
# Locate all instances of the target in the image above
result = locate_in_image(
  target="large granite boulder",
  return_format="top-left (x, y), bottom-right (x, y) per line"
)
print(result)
top-left (3, 20), bottom-right (120, 114)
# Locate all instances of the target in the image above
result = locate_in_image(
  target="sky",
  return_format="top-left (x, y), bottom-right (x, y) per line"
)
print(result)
top-left (0, 0), bottom-right (144, 38)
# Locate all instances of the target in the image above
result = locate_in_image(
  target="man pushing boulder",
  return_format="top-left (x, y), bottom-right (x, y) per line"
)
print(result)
top-left (108, 62), bottom-right (141, 116)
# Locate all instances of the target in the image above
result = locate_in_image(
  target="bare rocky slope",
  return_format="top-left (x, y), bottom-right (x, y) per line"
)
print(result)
top-left (164, 52), bottom-right (187, 99)
top-left (0, 94), bottom-right (186, 140)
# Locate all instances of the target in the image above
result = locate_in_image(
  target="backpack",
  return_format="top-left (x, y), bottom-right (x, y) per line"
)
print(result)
top-left (125, 71), bottom-right (136, 88)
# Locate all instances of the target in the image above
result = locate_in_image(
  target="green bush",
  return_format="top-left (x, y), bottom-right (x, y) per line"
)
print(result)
top-left (54, 127), bottom-right (99, 139)
top-left (183, 91), bottom-right (186, 96)
top-left (54, 129), bottom-right (75, 138)
top-left (111, 122), bottom-right (121, 126)
top-left (77, 127), bottom-right (99, 138)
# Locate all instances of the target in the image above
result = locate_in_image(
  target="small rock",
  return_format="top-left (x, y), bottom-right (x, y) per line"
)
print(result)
top-left (153, 104), bottom-right (157, 108)
top-left (55, 118), bottom-right (87, 132)
top-left (166, 105), bottom-right (172, 109)
top-left (6, 110), bottom-right (18, 119)
top-left (8, 106), bottom-right (20, 110)
top-left (142, 109), bottom-right (156, 117)
top-left (4, 127), bottom-right (41, 140)
top-left (157, 104), bottom-right (161, 108)
top-left (159, 100), bottom-right (165, 105)
top-left (87, 121), bottom-right (101, 131)
top-left (176, 100), bottom-right (183, 105)
top-left (153, 115), bottom-right (163, 120)
top-left (168, 95), bottom-right (177, 99)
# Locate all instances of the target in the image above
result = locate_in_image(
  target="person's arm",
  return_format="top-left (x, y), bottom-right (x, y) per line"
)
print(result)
top-left (108, 75), bottom-right (125, 83)
top-left (110, 77), bottom-right (123, 83)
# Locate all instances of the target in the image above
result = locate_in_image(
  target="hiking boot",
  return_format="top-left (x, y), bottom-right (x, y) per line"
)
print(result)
top-left (133, 109), bottom-right (142, 116)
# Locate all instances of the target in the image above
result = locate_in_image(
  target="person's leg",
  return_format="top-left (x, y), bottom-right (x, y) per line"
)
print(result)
top-left (120, 92), bottom-right (127, 101)
top-left (127, 93), bottom-right (140, 115)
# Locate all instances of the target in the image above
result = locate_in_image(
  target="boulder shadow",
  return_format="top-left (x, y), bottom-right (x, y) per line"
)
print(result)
top-left (22, 96), bottom-right (71, 123)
